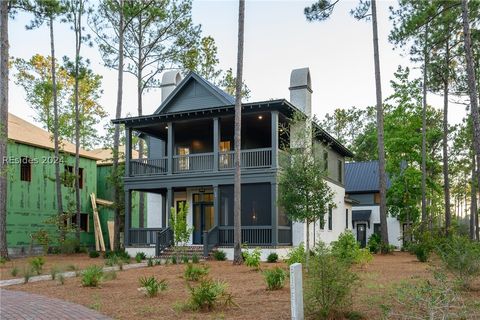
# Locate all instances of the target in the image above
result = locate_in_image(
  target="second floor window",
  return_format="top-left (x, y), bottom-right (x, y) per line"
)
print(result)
top-left (338, 160), bottom-right (343, 184)
top-left (323, 151), bottom-right (328, 172)
top-left (328, 206), bottom-right (333, 230)
top-left (64, 165), bottom-right (84, 188)
top-left (20, 157), bottom-right (32, 182)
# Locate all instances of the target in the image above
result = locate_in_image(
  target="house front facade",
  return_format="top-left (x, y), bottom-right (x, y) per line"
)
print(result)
top-left (345, 161), bottom-right (403, 248)
top-left (114, 68), bottom-right (353, 259)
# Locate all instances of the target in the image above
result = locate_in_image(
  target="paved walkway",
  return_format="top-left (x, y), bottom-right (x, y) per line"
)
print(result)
top-left (0, 289), bottom-right (112, 320)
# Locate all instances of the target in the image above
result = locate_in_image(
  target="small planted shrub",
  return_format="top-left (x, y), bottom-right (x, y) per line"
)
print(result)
top-left (212, 250), bottom-right (227, 261)
top-left (23, 267), bottom-right (32, 284)
top-left (103, 271), bottom-right (117, 281)
top-left (0, 257), bottom-right (7, 265)
top-left (138, 276), bottom-right (167, 298)
top-left (182, 256), bottom-right (189, 264)
top-left (186, 278), bottom-right (234, 311)
top-left (50, 265), bottom-right (60, 280)
top-left (60, 238), bottom-right (80, 254)
top-left (135, 252), bottom-right (146, 263)
top-left (104, 250), bottom-right (130, 262)
top-left (285, 243), bottom-right (305, 266)
top-left (267, 252), bottom-right (278, 263)
top-left (171, 255), bottom-right (178, 264)
top-left (367, 233), bottom-right (381, 253)
top-left (81, 265), bottom-right (104, 287)
top-left (411, 242), bottom-right (431, 262)
top-left (11, 266), bottom-right (19, 277)
top-left (29, 257), bottom-right (45, 275)
top-left (89, 251), bottom-right (100, 258)
top-left (263, 267), bottom-right (287, 290)
top-left (147, 257), bottom-right (154, 267)
top-left (331, 231), bottom-right (361, 265)
top-left (355, 248), bottom-right (373, 267)
top-left (244, 248), bottom-right (261, 270)
top-left (57, 273), bottom-right (65, 285)
top-left (184, 263), bottom-right (209, 281)
top-left (192, 254), bottom-right (199, 264)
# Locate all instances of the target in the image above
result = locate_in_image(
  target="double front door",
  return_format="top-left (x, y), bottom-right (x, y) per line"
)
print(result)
top-left (192, 193), bottom-right (214, 244)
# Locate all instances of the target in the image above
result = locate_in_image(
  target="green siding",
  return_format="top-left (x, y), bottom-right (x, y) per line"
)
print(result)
top-left (7, 142), bottom-right (97, 250)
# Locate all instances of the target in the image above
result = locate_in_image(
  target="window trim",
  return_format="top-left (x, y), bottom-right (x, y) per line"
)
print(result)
top-left (20, 157), bottom-right (32, 182)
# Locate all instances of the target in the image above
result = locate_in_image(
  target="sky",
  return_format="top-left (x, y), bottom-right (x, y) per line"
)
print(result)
top-left (9, 0), bottom-right (468, 147)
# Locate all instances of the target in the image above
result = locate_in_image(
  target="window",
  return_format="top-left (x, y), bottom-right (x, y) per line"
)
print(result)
top-left (64, 166), bottom-right (83, 188)
top-left (177, 147), bottom-right (190, 171)
top-left (319, 216), bottom-right (325, 230)
top-left (78, 168), bottom-right (84, 189)
top-left (323, 151), bottom-right (328, 172)
top-left (328, 206), bottom-right (333, 230)
top-left (337, 160), bottom-right (343, 183)
top-left (374, 193), bottom-right (381, 204)
top-left (374, 223), bottom-right (381, 235)
top-left (71, 213), bottom-right (89, 232)
top-left (345, 209), bottom-right (349, 229)
top-left (20, 157), bottom-right (32, 182)
top-left (219, 141), bottom-right (231, 168)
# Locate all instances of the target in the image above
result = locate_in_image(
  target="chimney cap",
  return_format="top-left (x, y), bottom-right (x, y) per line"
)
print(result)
top-left (289, 67), bottom-right (312, 93)
top-left (160, 70), bottom-right (182, 88)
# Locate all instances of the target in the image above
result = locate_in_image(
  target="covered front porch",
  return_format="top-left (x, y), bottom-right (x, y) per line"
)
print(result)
top-left (124, 183), bottom-right (292, 257)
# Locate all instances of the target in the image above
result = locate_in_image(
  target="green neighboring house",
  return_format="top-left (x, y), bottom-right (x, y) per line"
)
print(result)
top-left (6, 113), bottom-right (101, 255)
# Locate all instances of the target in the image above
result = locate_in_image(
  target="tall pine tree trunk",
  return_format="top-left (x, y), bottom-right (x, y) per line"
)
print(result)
top-left (50, 16), bottom-right (64, 241)
top-left (462, 0), bottom-right (480, 203)
top-left (113, 0), bottom-right (124, 250)
top-left (0, 0), bottom-right (9, 259)
top-left (137, 20), bottom-right (144, 228)
top-left (233, 0), bottom-right (245, 265)
top-left (471, 155), bottom-right (476, 240)
top-left (442, 41), bottom-right (451, 236)
top-left (371, 0), bottom-right (389, 249)
top-left (421, 24), bottom-right (428, 229)
top-left (74, 1), bottom-right (83, 243)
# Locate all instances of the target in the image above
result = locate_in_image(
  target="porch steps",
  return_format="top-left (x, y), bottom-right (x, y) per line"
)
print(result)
top-left (157, 245), bottom-right (209, 259)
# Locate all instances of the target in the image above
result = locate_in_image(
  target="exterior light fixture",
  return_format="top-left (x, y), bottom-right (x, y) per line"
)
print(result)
top-left (258, 115), bottom-right (263, 120)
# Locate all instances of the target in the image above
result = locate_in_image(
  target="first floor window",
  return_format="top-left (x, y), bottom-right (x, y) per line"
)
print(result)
top-left (345, 209), bottom-right (349, 229)
top-left (328, 206), bottom-right (333, 230)
top-left (374, 223), bottom-right (381, 235)
top-left (71, 213), bottom-right (89, 232)
top-left (20, 157), bottom-right (32, 182)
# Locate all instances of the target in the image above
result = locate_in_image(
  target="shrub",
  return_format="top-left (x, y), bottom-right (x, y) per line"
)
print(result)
top-left (367, 233), bottom-right (381, 253)
top-left (381, 243), bottom-right (396, 254)
top-left (192, 254), bottom-right (199, 264)
top-left (23, 267), bottom-right (32, 284)
top-left (81, 265), bottom-right (104, 287)
top-left (135, 252), bottom-right (146, 263)
top-left (184, 263), bottom-right (209, 281)
top-left (11, 266), bottom-right (19, 277)
top-left (212, 250), bottom-right (226, 261)
top-left (171, 255), bottom-right (178, 264)
top-left (147, 257), bottom-right (154, 267)
top-left (285, 243), bottom-right (306, 266)
top-left (411, 242), bottom-right (431, 262)
top-left (29, 257), bottom-right (45, 275)
top-left (0, 257), bottom-right (7, 265)
top-left (267, 252), bottom-right (278, 263)
top-left (89, 251), bottom-right (100, 258)
top-left (355, 248), bottom-right (373, 267)
top-left (435, 235), bottom-right (480, 289)
top-left (304, 243), bottom-right (358, 319)
top-left (57, 273), bottom-right (65, 285)
top-left (263, 267), bottom-right (287, 290)
top-left (244, 248), bottom-right (261, 270)
top-left (104, 250), bottom-right (130, 262)
top-left (182, 256), bottom-right (189, 264)
top-left (331, 231), bottom-right (361, 265)
top-left (138, 276), bottom-right (167, 297)
top-left (60, 238), bottom-right (80, 254)
top-left (103, 271), bottom-right (117, 281)
top-left (50, 265), bottom-right (60, 280)
top-left (187, 278), bottom-right (234, 311)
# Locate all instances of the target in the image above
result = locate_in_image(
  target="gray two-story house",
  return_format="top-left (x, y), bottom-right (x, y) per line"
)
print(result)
top-left (113, 68), bottom-right (353, 259)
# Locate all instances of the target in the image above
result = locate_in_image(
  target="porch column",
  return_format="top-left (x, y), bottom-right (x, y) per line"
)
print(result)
top-left (271, 111), bottom-right (279, 169)
top-left (166, 187), bottom-right (173, 227)
top-left (162, 190), bottom-right (167, 228)
top-left (213, 185), bottom-right (219, 226)
top-left (213, 117), bottom-right (219, 171)
top-left (167, 122), bottom-right (173, 174)
top-left (125, 127), bottom-right (132, 176)
top-left (124, 189), bottom-right (132, 247)
top-left (271, 182), bottom-right (278, 246)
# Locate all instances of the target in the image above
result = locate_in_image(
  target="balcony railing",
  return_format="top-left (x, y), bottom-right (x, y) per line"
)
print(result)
top-left (129, 148), bottom-right (275, 176)
top-left (128, 228), bottom-right (164, 246)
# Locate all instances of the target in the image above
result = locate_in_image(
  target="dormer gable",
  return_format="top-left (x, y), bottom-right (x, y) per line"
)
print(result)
top-left (154, 72), bottom-right (234, 114)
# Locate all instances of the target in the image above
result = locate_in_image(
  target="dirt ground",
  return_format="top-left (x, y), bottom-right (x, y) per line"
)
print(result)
top-left (6, 252), bottom-right (480, 319)
top-left (0, 254), bottom-right (109, 280)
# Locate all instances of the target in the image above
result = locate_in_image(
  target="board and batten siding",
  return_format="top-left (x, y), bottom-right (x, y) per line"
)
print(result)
top-left (313, 140), bottom-right (345, 185)
top-left (6, 141), bottom-right (97, 250)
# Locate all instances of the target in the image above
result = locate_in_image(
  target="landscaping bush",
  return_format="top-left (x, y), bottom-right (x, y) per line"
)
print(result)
top-left (138, 276), bottom-right (167, 297)
top-left (29, 257), bottom-right (45, 275)
top-left (50, 265), bottom-right (60, 280)
top-left (89, 251), bottom-right (100, 258)
top-left (367, 233), bottom-right (381, 253)
top-left (57, 273), bottom-right (65, 285)
top-left (104, 250), bottom-right (130, 261)
top-left (381, 243), bottom-right (396, 254)
top-left (81, 265), bottom-right (104, 287)
top-left (103, 271), bottom-right (117, 281)
top-left (11, 266), bottom-right (19, 277)
top-left (171, 255), bottom-right (178, 264)
top-left (244, 248), bottom-right (261, 270)
top-left (182, 256), bottom-right (189, 264)
top-left (135, 252), bottom-right (146, 263)
top-left (0, 257), bottom-right (7, 265)
top-left (435, 235), bottom-right (480, 289)
top-left (285, 243), bottom-right (305, 266)
top-left (23, 267), bottom-right (32, 284)
top-left (304, 243), bottom-right (358, 319)
top-left (267, 252), bottom-right (278, 263)
top-left (186, 278), bottom-right (234, 311)
top-left (192, 254), bottom-right (199, 264)
top-left (184, 263), bottom-right (209, 281)
top-left (411, 242), bottom-right (431, 262)
top-left (355, 248), bottom-right (373, 267)
top-left (263, 267), bottom-right (287, 290)
top-left (60, 238), bottom-right (80, 254)
top-left (212, 250), bottom-right (227, 261)
top-left (147, 257), bottom-right (154, 267)
top-left (331, 231), bottom-right (361, 265)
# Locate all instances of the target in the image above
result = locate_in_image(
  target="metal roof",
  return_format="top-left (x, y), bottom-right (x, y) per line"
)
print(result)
top-left (345, 161), bottom-right (391, 193)
top-left (352, 210), bottom-right (372, 221)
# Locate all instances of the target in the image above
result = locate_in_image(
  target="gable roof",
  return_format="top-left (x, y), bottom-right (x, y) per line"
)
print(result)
top-left (8, 113), bottom-right (101, 160)
top-left (154, 72), bottom-right (235, 114)
top-left (91, 146), bottom-right (139, 165)
top-left (345, 161), bottom-right (391, 193)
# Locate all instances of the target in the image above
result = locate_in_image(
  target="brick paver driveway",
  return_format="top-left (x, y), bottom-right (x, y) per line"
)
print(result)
top-left (0, 289), bottom-right (112, 320)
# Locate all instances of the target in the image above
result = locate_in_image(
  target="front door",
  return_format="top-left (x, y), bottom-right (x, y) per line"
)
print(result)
top-left (357, 223), bottom-right (367, 248)
top-left (192, 193), bottom-right (214, 244)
